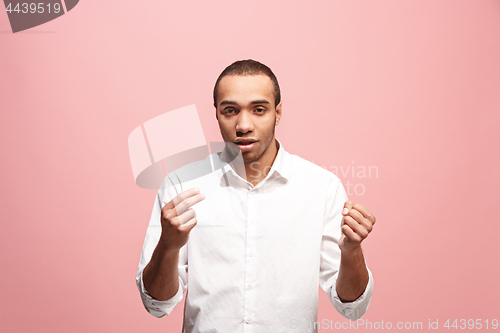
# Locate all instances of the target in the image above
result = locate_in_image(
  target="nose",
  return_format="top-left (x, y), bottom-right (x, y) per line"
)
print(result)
top-left (235, 110), bottom-right (254, 134)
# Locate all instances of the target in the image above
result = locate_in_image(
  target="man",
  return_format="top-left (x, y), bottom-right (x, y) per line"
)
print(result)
top-left (136, 59), bottom-right (376, 332)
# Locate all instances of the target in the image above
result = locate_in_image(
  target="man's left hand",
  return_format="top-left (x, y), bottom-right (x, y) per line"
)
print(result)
top-left (339, 201), bottom-right (376, 253)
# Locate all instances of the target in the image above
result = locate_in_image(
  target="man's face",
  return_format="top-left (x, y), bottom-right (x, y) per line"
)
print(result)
top-left (215, 74), bottom-right (282, 164)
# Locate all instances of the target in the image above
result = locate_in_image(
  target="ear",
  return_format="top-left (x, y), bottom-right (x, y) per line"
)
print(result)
top-left (275, 100), bottom-right (282, 126)
top-left (214, 103), bottom-right (218, 120)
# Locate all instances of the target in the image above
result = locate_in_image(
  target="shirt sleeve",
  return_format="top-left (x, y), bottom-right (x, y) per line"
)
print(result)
top-left (319, 177), bottom-right (374, 320)
top-left (135, 175), bottom-right (189, 318)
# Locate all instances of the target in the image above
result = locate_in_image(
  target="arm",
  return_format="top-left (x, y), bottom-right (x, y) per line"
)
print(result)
top-left (143, 186), bottom-right (204, 300)
top-left (142, 242), bottom-right (181, 301)
top-left (335, 246), bottom-right (369, 302)
top-left (136, 183), bottom-right (205, 316)
top-left (319, 179), bottom-right (375, 320)
top-left (336, 201), bottom-right (376, 302)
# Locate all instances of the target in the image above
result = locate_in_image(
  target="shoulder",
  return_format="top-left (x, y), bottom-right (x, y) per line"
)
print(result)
top-left (283, 151), bottom-right (347, 203)
top-left (285, 150), bottom-right (342, 184)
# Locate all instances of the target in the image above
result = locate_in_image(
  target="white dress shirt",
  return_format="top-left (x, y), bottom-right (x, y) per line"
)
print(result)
top-left (136, 138), bottom-right (374, 333)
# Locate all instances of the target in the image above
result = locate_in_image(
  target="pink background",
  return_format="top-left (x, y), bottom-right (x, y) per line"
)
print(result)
top-left (1, 0), bottom-right (499, 331)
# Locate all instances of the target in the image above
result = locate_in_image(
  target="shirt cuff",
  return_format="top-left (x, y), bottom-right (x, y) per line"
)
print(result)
top-left (330, 267), bottom-right (374, 320)
top-left (137, 270), bottom-right (184, 318)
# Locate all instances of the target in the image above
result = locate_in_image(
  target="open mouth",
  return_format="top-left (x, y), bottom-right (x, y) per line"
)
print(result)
top-left (235, 139), bottom-right (257, 151)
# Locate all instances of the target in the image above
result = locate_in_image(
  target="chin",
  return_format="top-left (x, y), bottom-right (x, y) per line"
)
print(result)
top-left (242, 152), bottom-right (263, 164)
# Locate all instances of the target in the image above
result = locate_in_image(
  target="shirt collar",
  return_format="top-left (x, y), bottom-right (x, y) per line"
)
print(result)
top-left (218, 137), bottom-right (290, 187)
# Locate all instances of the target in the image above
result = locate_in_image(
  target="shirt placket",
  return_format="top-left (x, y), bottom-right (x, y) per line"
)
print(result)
top-left (243, 184), bottom-right (257, 332)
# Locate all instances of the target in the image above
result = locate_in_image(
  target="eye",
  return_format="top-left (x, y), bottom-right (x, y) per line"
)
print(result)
top-left (223, 109), bottom-right (237, 115)
top-left (255, 108), bottom-right (266, 113)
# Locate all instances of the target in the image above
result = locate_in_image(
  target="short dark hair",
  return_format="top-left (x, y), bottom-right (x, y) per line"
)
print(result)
top-left (213, 59), bottom-right (281, 108)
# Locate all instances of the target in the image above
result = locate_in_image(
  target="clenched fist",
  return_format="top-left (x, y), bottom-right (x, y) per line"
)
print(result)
top-left (339, 201), bottom-right (376, 253)
top-left (159, 187), bottom-right (206, 253)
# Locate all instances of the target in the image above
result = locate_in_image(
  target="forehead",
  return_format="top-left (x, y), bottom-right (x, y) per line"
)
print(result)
top-left (217, 75), bottom-right (274, 105)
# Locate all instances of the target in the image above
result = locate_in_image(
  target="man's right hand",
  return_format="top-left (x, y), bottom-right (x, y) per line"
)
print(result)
top-left (158, 187), bottom-right (206, 253)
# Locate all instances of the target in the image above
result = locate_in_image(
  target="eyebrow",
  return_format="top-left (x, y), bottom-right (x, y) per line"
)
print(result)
top-left (220, 99), bottom-right (271, 106)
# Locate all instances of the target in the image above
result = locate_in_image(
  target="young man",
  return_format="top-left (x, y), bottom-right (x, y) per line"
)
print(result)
top-left (136, 60), bottom-right (376, 332)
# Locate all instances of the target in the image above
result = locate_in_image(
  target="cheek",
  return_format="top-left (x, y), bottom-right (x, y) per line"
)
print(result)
top-left (219, 123), bottom-right (233, 137)
top-left (263, 119), bottom-right (276, 134)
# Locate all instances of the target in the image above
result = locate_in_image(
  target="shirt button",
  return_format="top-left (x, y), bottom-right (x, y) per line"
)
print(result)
top-left (247, 284), bottom-right (253, 290)
top-left (249, 253), bottom-right (253, 257)
top-left (245, 318), bottom-right (252, 324)
top-left (250, 190), bottom-right (255, 195)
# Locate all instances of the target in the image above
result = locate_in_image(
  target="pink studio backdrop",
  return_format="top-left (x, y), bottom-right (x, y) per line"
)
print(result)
top-left (1, 0), bottom-right (499, 332)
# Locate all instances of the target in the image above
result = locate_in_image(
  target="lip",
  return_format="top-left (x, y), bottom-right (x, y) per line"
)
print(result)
top-left (237, 142), bottom-right (256, 151)
top-left (234, 138), bottom-right (258, 145)
top-left (234, 139), bottom-right (258, 152)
